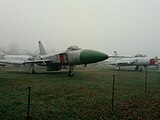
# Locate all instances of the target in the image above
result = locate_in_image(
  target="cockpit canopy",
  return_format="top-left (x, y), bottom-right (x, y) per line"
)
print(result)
top-left (66, 46), bottom-right (81, 52)
top-left (134, 54), bottom-right (147, 58)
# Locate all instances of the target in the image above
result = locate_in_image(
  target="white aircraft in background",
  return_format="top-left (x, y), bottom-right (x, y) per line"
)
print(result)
top-left (27, 41), bottom-right (108, 76)
top-left (106, 51), bottom-right (158, 71)
top-left (0, 49), bottom-right (33, 66)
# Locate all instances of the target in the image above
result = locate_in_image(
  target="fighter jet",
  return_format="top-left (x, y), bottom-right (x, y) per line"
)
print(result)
top-left (106, 51), bottom-right (158, 71)
top-left (28, 41), bottom-right (109, 76)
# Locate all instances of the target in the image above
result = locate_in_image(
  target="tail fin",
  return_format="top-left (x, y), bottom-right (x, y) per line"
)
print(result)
top-left (111, 51), bottom-right (121, 61)
top-left (38, 41), bottom-right (47, 55)
top-left (153, 56), bottom-right (159, 63)
top-left (113, 51), bottom-right (118, 56)
top-left (113, 51), bottom-right (122, 61)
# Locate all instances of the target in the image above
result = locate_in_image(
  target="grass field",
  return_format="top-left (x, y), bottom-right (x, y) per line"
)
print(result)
top-left (0, 66), bottom-right (160, 120)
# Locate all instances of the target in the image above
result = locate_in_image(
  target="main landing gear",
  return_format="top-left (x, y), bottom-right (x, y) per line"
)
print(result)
top-left (30, 63), bottom-right (35, 74)
top-left (68, 65), bottom-right (74, 77)
top-left (135, 66), bottom-right (142, 71)
top-left (116, 66), bottom-right (120, 71)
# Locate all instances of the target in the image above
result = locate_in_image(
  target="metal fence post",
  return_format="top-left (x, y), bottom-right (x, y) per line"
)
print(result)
top-left (112, 74), bottom-right (115, 112)
top-left (27, 87), bottom-right (31, 120)
top-left (145, 67), bottom-right (148, 94)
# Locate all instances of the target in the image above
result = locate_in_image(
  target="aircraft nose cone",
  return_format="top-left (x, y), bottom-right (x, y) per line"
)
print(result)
top-left (80, 49), bottom-right (109, 64)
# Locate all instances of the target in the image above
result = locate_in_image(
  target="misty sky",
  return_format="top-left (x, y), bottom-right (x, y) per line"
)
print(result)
top-left (0, 0), bottom-right (160, 57)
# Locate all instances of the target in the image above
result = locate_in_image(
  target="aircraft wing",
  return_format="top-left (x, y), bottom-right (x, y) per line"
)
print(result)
top-left (25, 59), bottom-right (52, 64)
top-left (115, 61), bottom-right (135, 66)
top-left (0, 59), bottom-right (27, 65)
top-left (106, 59), bottom-right (135, 66)
top-left (0, 59), bottom-right (53, 65)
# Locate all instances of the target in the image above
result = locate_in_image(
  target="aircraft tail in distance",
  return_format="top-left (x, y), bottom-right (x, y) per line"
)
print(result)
top-left (113, 51), bottom-right (118, 56)
top-left (38, 41), bottom-right (47, 55)
top-left (111, 51), bottom-right (121, 61)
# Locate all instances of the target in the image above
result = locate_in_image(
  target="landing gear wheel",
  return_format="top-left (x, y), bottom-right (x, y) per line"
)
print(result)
top-left (139, 67), bottom-right (142, 72)
top-left (31, 69), bottom-right (35, 74)
top-left (135, 66), bottom-right (139, 71)
top-left (68, 71), bottom-right (74, 77)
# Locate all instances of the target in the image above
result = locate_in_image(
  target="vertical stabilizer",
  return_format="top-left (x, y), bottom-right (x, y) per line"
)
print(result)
top-left (113, 51), bottom-right (121, 61)
top-left (113, 51), bottom-right (118, 56)
top-left (38, 41), bottom-right (47, 55)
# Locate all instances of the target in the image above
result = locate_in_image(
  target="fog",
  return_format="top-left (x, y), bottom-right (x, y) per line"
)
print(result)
top-left (0, 0), bottom-right (160, 57)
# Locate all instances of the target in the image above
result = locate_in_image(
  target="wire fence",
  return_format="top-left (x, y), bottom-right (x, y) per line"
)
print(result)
top-left (0, 66), bottom-right (160, 119)
top-left (111, 69), bottom-right (160, 109)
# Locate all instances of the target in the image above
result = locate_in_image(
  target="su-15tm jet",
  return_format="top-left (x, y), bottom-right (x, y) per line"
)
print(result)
top-left (28, 41), bottom-right (109, 76)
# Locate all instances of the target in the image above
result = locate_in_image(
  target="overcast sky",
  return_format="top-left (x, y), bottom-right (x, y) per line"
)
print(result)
top-left (0, 0), bottom-right (160, 57)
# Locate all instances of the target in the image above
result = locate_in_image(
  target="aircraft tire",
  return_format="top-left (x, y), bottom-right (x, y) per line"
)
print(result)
top-left (68, 71), bottom-right (74, 77)
top-left (135, 66), bottom-right (139, 71)
top-left (139, 67), bottom-right (142, 72)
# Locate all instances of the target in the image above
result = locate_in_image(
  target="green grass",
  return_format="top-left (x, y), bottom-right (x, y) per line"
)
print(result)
top-left (0, 66), bottom-right (160, 120)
